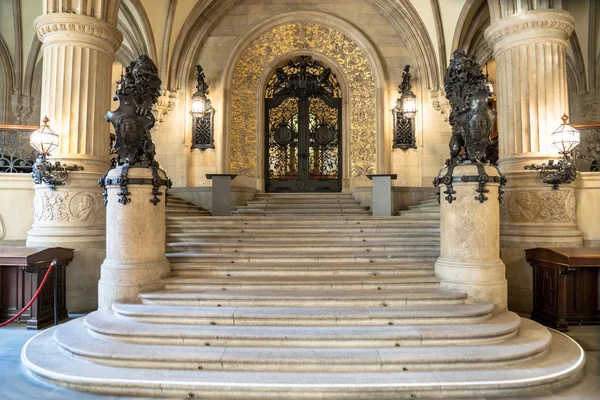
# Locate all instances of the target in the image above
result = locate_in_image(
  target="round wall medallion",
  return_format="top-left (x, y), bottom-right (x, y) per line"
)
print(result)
top-left (314, 124), bottom-right (334, 146)
top-left (274, 125), bottom-right (293, 146)
top-left (69, 192), bottom-right (97, 222)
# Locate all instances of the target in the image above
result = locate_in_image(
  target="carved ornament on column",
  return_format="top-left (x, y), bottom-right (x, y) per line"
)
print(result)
top-left (33, 190), bottom-right (106, 223)
top-left (153, 90), bottom-right (180, 131)
top-left (500, 190), bottom-right (576, 223)
top-left (485, 10), bottom-right (574, 53)
top-left (11, 94), bottom-right (34, 125)
top-left (34, 14), bottom-right (123, 54)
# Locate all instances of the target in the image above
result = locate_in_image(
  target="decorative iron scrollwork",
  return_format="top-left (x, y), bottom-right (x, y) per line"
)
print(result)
top-left (525, 154), bottom-right (577, 190)
top-left (191, 65), bottom-right (215, 151)
top-left (32, 154), bottom-right (84, 190)
top-left (0, 127), bottom-right (35, 173)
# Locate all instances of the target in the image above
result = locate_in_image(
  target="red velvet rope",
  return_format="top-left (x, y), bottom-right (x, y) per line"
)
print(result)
top-left (0, 260), bottom-right (57, 328)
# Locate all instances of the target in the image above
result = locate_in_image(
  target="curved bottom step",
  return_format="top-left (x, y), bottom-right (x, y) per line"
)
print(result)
top-left (22, 323), bottom-right (585, 399)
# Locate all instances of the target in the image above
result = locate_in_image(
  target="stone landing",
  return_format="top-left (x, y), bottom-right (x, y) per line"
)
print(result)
top-left (22, 194), bottom-right (584, 398)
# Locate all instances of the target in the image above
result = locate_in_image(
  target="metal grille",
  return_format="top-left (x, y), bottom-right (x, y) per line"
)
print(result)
top-left (0, 126), bottom-right (36, 173)
top-left (393, 115), bottom-right (416, 150)
top-left (192, 107), bottom-right (215, 151)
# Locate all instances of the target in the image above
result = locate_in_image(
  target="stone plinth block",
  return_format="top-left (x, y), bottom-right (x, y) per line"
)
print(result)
top-left (207, 174), bottom-right (237, 216)
top-left (98, 166), bottom-right (170, 311)
top-left (435, 164), bottom-right (507, 310)
top-left (367, 174), bottom-right (397, 216)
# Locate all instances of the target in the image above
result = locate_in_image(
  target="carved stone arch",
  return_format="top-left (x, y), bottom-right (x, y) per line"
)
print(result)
top-left (0, 32), bottom-right (16, 123)
top-left (566, 30), bottom-right (587, 94)
top-left (219, 12), bottom-right (387, 187)
top-left (115, 46), bottom-right (136, 66)
top-left (22, 37), bottom-right (42, 98)
top-left (168, 0), bottom-right (438, 92)
top-left (117, 0), bottom-right (157, 62)
top-left (452, 0), bottom-right (491, 60)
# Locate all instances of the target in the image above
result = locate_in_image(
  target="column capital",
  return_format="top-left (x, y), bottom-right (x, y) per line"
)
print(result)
top-left (485, 9), bottom-right (574, 54)
top-left (35, 13), bottom-right (123, 55)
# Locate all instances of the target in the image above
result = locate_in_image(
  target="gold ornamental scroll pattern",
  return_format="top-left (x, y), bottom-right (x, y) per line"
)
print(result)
top-left (230, 23), bottom-right (376, 177)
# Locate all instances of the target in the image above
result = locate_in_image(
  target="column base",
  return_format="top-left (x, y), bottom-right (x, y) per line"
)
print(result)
top-left (98, 258), bottom-right (170, 311)
top-left (435, 257), bottom-right (508, 310)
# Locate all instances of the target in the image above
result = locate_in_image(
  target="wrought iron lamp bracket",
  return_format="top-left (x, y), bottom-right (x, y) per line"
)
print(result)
top-left (434, 162), bottom-right (506, 204)
top-left (524, 151), bottom-right (577, 190)
top-left (99, 162), bottom-right (172, 207)
top-left (31, 153), bottom-right (84, 190)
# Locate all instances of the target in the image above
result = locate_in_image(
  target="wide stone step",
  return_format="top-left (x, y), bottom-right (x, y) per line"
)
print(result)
top-left (248, 199), bottom-right (360, 205)
top-left (22, 324), bottom-right (585, 399)
top-left (233, 210), bottom-right (372, 215)
top-left (111, 303), bottom-right (495, 326)
top-left (254, 193), bottom-right (355, 198)
top-left (165, 214), bottom-right (436, 223)
top-left (54, 317), bottom-right (549, 372)
top-left (169, 263), bottom-right (435, 277)
top-left (139, 289), bottom-right (467, 307)
top-left (165, 226), bottom-right (440, 235)
top-left (163, 275), bottom-right (440, 291)
top-left (166, 233), bottom-right (440, 243)
top-left (166, 252), bottom-right (439, 265)
top-left (241, 203), bottom-right (365, 209)
top-left (165, 242), bottom-right (439, 254)
top-left (84, 311), bottom-right (519, 347)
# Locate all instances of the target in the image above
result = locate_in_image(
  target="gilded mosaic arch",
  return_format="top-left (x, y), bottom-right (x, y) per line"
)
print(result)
top-left (230, 23), bottom-right (377, 178)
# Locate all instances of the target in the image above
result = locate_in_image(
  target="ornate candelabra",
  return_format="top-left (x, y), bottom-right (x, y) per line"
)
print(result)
top-left (30, 116), bottom-right (83, 189)
top-left (524, 114), bottom-right (579, 189)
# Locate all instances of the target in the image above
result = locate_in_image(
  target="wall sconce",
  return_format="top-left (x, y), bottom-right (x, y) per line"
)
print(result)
top-left (392, 65), bottom-right (417, 150)
top-left (191, 65), bottom-right (215, 151)
top-left (30, 116), bottom-right (83, 189)
top-left (525, 114), bottom-right (579, 189)
top-left (484, 62), bottom-right (495, 98)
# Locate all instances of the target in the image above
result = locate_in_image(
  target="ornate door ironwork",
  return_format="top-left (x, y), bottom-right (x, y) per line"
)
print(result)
top-left (265, 56), bottom-right (342, 192)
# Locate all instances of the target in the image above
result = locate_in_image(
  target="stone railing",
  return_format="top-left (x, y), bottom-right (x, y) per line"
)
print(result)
top-left (573, 123), bottom-right (600, 172)
top-left (0, 124), bottom-right (38, 174)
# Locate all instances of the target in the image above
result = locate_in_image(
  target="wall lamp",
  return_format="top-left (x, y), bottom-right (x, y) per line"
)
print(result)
top-left (392, 65), bottom-right (417, 150)
top-left (30, 116), bottom-right (83, 189)
top-left (525, 114), bottom-right (579, 189)
top-left (190, 65), bottom-right (215, 151)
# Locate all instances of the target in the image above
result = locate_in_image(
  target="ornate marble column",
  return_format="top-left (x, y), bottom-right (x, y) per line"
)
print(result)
top-left (485, 9), bottom-right (582, 314)
top-left (26, 2), bottom-right (123, 312)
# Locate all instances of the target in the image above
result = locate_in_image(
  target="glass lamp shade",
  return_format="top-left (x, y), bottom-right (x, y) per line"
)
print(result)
top-left (30, 116), bottom-right (59, 155)
top-left (486, 80), bottom-right (495, 97)
top-left (190, 93), bottom-right (207, 118)
top-left (400, 92), bottom-right (417, 118)
top-left (551, 114), bottom-right (580, 153)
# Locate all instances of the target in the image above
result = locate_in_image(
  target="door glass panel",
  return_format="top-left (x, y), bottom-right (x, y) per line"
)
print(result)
top-left (309, 97), bottom-right (339, 179)
top-left (267, 97), bottom-right (299, 179)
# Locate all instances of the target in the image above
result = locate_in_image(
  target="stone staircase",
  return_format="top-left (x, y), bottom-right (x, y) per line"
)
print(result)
top-left (22, 194), bottom-right (584, 398)
top-left (166, 194), bottom-right (211, 216)
top-left (234, 192), bottom-right (370, 215)
top-left (396, 195), bottom-right (440, 218)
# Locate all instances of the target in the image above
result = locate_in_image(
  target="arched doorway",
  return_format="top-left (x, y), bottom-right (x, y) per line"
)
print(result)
top-left (264, 56), bottom-right (342, 192)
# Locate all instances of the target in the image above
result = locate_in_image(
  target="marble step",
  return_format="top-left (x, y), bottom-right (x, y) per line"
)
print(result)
top-left (241, 203), bottom-right (365, 209)
top-left (139, 288), bottom-right (467, 307)
top-left (165, 242), bottom-right (439, 254)
top-left (163, 275), bottom-right (440, 291)
top-left (169, 262), bottom-right (435, 277)
top-left (248, 199), bottom-right (360, 205)
top-left (165, 215), bottom-right (438, 223)
top-left (53, 317), bottom-right (550, 372)
top-left (111, 303), bottom-right (495, 326)
top-left (166, 233), bottom-right (440, 243)
top-left (233, 210), bottom-right (372, 215)
top-left (84, 311), bottom-right (519, 347)
top-left (254, 193), bottom-right (355, 198)
top-left (22, 325), bottom-right (585, 399)
top-left (165, 252), bottom-right (440, 265)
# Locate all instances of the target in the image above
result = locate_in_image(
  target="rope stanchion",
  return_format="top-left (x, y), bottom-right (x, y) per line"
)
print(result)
top-left (0, 260), bottom-right (57, 328)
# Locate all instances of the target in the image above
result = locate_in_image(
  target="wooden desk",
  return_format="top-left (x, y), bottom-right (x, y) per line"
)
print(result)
top-left (526, 247), bottom-right (600, 331)
top-left (0, 247), bottom-right (73, 329)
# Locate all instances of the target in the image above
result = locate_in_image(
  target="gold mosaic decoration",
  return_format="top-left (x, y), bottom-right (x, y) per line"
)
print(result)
top-left (230, 23), bottom-right (376, 177)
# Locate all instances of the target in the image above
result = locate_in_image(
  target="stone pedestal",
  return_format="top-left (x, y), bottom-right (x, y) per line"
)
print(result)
top-left (485, 9), bottom-right (582, 313)
top-left (435, 164), bottom-right (507, 310)
top-left (207, 174), bottom-right (237, 216)
top-left (97, 166), bottom-right (171, 311)
top-left (367, 174), bottom-right (397, 216)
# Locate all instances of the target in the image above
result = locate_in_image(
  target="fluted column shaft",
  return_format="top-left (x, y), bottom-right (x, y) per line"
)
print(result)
top-left (35, 13), bottom-right (122, 173)
top-left (485, 9), bottom-right (582, 314)
top-left (27, 5), bottom-right (122, 312)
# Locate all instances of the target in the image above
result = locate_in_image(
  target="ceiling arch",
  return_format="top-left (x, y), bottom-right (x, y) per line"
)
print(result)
top-left (167, 0), bottom-right (440, 92)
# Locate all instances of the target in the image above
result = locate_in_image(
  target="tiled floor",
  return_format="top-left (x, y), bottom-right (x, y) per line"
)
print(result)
top-left (0, 318), bottom-right (598, 400)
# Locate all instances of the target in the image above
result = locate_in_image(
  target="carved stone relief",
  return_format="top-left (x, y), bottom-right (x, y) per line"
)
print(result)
top-left (501, 189), bottom-right (576, 223)
top-left (34, 190), bottom-right (106, 223)
top-left (230, 23), bottom-right (377, 178)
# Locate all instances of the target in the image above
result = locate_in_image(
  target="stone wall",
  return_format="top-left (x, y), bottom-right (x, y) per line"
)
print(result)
top-left (0, 174), bottom-right (34, 245)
